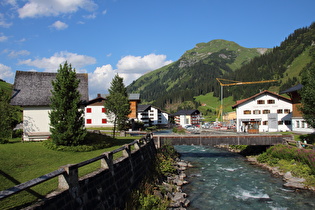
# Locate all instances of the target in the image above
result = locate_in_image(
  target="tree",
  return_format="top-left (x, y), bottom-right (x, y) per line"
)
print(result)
top-left (0, 89), bottom-right (14, 142)
top-left (49, 62), bottom-right (86, 146)
top-left (300, 46), bottom-right (315, 128)
top-left (104, 74), bottom-right (131, 138)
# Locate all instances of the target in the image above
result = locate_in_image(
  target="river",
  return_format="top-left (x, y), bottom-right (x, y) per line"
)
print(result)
top-left (175, 145), bottom-right (315, 210)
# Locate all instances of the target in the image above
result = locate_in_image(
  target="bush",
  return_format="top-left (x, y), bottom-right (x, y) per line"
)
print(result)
top-left (43, 132), bottom-right (113, 152)
top-left (260, 144), bottom-right (315, 174)
top-left (172, 126), bottom-right (186, 134)
top-left (12, 129), bottom-right (23, 138)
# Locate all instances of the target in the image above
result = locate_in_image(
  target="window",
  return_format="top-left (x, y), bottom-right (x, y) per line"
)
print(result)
top-left (263, 121), bottom-right (268, 125)
top-left (86, 119), bottom-right (92, 124)
top-left (285, 120), bottom-right (291, 125)
top-left (102, 119), bottom-right (107, 124)
top-left (277, 109), bottom-right (283, 114)
top-left (296, 121), bottom-right (300, 128)
top-left (86, 108), bottom-right (92, 113)
top-left (253, 110), bottom-right (261, 114)
top-left (302, 121), bottom-right (306, 128)
top-left (267, 99), bottom-right (275, 104)
top-left (284, 109), bottom-right (290, 114)
top-left (278, 121), bottom-right (283, 125)
top-left (263, 109), bottom-right (270, 114)
top-left (257, 100), bottom-right (265, 104)
top-left (102, 108), bottom-right (106, 113)
top-left (243, 110), bottom-right (251, 115)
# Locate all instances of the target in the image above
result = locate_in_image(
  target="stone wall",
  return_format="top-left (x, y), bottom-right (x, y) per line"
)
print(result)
top-left (29, 136), bottom-right (157, 209)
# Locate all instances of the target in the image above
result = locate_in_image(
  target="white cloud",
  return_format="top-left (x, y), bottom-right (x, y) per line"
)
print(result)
top-left (83, 13), bottom-right (96, 19)
top-left (0, 13), bottom-right (12, 28)
top-left (18, 51), bottom-right (96, 72)
top-left (7, 50), bottom-right (30, 57)
top-left (18, 0), bottom-right (97, 18)
top-left (0, 34), bottom-right (8, 42)
top-left (50, 20), bottom-right (68, 30)
top-left (88, 53), bottom-right (172, 98)
top-left (0, 63), bottom-right (14, 81)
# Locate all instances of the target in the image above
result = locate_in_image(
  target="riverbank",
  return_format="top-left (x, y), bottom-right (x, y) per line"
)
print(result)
top-left (246, 156), bottom-right (315, 191)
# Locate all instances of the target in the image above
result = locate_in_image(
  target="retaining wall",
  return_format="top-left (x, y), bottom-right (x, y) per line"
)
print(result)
top-left (28, 136), bottom-right (157, 209)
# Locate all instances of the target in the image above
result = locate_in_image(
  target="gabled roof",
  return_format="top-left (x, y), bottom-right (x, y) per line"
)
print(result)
top-left (10, 71), bottom-right (89, 106)
top-left (280, 83), bottom-right (303, 94)
top-left (137, 104), bottom-right (151, 112)
top-left (87, 94), bottom-right (106, 105)
top-left (232, 90), bottom-right (291, 109)
top-left (129, 93), bottom-right (140, 101)
top-left (173, 109), bottom-right (200, 116)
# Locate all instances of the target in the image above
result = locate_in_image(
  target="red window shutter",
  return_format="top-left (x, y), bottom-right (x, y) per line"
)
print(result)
top-left (102, 119), bottom-right (107, 124)
top-left (86, 119), bottom-right (92, 124)
top-left (86, 108), bottom-right (92, 113)
top-left (102, 108), bottom-right (106, 113)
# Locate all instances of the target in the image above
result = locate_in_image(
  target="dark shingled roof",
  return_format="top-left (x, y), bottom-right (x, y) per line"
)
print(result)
top-left (137, 104), bottom-right (151, 112)
top-left (10, 71), bottom-right (89, 106)
top-left (173, 109), bottom-right (200, 116)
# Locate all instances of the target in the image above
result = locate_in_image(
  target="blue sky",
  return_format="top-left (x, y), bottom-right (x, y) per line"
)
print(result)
top-left (1, 0), bottom-right (315, 98)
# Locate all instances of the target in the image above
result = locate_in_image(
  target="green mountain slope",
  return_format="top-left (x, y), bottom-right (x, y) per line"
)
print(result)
top-left (127, 22), bottom-right (315, 120)
top-left (127, 39), bottom-right (268, 111)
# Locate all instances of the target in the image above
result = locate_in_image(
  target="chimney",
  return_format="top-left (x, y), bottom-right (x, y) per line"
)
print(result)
top-left (97, 93), bottom-right (101, 97)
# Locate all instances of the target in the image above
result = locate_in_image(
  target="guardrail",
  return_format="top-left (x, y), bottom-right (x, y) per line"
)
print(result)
top-left (0, 133), bottom-right (153, 202)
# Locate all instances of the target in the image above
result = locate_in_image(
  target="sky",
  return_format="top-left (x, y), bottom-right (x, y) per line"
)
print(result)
top-left (1, 0), bottom-right (315, 99)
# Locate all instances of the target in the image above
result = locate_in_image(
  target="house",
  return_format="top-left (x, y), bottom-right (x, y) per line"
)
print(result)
top-left (137, 104), bottom-right (169, 127)
top-left (85, 94), bottom-right (113, 127)
top-left (281, 84), bottom-right (315, 133)
top-left (85, 93), bottom-right (141, 128)
top-left (232, 90), bottom-right (292, 133)
top-left (173, 109), bottom-right (201, 127)
top-left (10, 71), bottom-right (88, 141)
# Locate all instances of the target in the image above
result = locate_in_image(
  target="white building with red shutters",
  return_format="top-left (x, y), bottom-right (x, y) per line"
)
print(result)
top-left (85, 94), bottom-right (114, 127)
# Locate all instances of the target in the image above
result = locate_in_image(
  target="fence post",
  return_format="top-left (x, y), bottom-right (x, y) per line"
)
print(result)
top-left (58, 164), bottom-right (79, 190)
top-left (101, 152), bottom-right (114, 172)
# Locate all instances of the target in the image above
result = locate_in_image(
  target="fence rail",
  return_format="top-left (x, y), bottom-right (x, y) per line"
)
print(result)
top-left (0, 133), bottom-right (152, 201)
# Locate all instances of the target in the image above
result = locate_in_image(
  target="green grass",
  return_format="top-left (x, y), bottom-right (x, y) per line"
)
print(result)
top-left (195, 92), bottom-right (235, 121)
top-left (0, 136), bottom-right (138, 209)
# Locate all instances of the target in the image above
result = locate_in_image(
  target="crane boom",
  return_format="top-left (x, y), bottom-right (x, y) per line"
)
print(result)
top-left (216, 78), bottom-right (278, 122)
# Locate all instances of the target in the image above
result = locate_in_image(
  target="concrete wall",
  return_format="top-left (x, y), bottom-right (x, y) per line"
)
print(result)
top-left (30, 137), bottom-right (157, 210)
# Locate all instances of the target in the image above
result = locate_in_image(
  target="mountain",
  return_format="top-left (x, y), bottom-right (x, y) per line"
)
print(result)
top-left (127, 22), bottom-right (315, 119)
top-left (127, 39), bottom-right (269, 111)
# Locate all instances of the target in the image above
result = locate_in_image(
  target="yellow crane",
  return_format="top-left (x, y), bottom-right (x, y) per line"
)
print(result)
top-left (216, 78), bottom-right (278, 121)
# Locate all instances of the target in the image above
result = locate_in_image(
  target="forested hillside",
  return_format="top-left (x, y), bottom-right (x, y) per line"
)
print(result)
top-left (127, 40), bottom-right (268, 112)
top-left (227, 22), bottom-right (315, 101)
top-left (127, 22), bottom-right (315, 118)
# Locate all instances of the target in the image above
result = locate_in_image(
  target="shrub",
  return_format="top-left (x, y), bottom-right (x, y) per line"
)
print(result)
top-left (262, 145), bottom-right (315, 174)
top-left (172, 126), bottom-right (185, 134)
top-left (12, 129), bottom-right (23, 138)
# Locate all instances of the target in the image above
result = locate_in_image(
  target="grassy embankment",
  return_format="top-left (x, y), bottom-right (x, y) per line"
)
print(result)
top-left (0, 133), bottom-right (139, 209)
top-left (238, 133), bottom-right (315, 189)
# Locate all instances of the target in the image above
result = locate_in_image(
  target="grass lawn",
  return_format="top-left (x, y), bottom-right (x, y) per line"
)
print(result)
top-left (0, 136), bottom-right (138, 209)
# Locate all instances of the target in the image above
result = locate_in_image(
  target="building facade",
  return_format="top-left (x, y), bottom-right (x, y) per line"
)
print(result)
top-left (173, 109), bottom-right (201, 127)
top-left (10, 71), bottom-right (88, 141)
top-left (137, 105), bottom-right (169, 127)
top-left (281, 84), bottom-right (315, 133)
top-left (232, 90), bottom-right (292, 133)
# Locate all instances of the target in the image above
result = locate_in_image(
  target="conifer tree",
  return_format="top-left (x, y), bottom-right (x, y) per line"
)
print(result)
top-left (0, 89), bottom-right (14, 142)
top-left (300, 47), bottom-right (315, 128)
top-left (49, 62), bottom-right (86, 146)
top-left (104, 74), bottom-right (131, 138)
